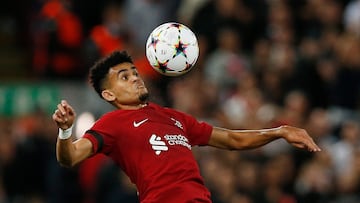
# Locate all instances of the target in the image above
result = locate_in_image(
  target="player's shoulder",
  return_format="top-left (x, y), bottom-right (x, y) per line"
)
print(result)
top-left (96, 109), bottom-right (128, 123)
top-left (148, 102), bottom-right (182, 114)
top-left (151, 103), bottom-right (197, 124)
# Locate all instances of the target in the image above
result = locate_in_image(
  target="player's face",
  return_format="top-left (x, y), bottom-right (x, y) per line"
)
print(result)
top-left (102, 62), bottom-right (149, 108)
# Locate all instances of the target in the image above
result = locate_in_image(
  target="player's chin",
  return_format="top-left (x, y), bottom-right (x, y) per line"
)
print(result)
top-left (139, 91), bottom-right (149, 102)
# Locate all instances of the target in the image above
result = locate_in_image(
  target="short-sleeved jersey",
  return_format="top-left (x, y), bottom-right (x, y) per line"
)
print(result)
top-left (83, 103), bottom-right (213, 202)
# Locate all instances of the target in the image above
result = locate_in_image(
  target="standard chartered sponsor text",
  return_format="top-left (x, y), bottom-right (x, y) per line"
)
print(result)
top-left (164, 134), bottom-right (191, 150)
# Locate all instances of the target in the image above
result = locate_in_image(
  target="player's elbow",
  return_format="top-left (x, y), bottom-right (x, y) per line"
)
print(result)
top-left (56, 155), bottom-right (77, 168)
top-left (57, 160), bottom-right (74, 168)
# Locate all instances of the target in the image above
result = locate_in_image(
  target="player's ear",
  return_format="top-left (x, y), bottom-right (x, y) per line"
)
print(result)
top-left (101, 90), bottom-right (116, 102)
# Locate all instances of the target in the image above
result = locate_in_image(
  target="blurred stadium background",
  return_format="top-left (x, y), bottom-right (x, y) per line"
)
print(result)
top-left (0, 0), bottom-right (360, 203)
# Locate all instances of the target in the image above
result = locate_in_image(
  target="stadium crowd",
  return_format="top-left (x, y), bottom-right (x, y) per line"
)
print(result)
top-left (0, 0), bottom-right (360, 202)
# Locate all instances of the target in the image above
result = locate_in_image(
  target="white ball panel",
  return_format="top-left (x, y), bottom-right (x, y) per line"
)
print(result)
top-left (161, 27), bottom-right (180, 45)
top-left (179, 27), bottom-right (197, 44)
top-left (167, 55), bottom-right (187, 71)
top-left (146, 45), bottom-right (158, 66)
top-left (154, 42), bottom-right (175, 63)
top-left (185, 45), bottom-right (199, 65)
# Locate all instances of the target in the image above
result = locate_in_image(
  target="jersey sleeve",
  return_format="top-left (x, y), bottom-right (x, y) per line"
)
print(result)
top-left (82, 114), bottom-right (116, 155)
top-left (83, 130), bottom-right (104, 154)
top-left (181, 113), bottom-right (213, 146)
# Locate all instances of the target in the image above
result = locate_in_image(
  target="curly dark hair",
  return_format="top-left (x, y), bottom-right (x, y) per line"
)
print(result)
top-left (89, 50), bottom-right (133, 98)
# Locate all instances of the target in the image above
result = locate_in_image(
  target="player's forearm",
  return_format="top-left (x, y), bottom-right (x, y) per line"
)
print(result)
top-left (56, 137), bottom-right (93, 168)
top-left (56, 138), bottom-right (78, 168)
top-left (210, 126), bottom-right (283, 150)
top-left (228, 127), bottom-right (282, 150)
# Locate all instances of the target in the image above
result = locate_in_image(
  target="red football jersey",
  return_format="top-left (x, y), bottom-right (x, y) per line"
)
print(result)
top-left (83, 103), bottom-right (213, 202)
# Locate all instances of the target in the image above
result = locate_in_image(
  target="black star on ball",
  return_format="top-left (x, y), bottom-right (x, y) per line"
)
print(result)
top-left (175, 41), bottom-right (187, 57)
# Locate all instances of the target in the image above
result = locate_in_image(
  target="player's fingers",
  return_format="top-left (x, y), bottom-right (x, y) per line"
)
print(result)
top-left (292, 135), bottom-right (321, 152)
top-left (61, 99), bottom-right (68, 106)
top-left (52, 112), bottom-right (58, 120)
top-left (53, 109), bottom-right (64, 120)
top-left (60, 100), bottom-right (76, 115)
top-left (65, 103), bottom-right (76, 116)
top-left (61, 100), bottom-right (72, 110)
top-left (54, 109), bottom-right (62, 117)
top-left (53, 116), bottom-right (63, 123)
top-left (300, 137), bottom-right (321, 152)
top-left (55, 106), bottom-right (70, 121)
top-left (57, 103), bottom-right (66, 115)
top-left (52, 112), bottom-right (65, 123)
top-left (307, 140), bottom-right (321, 152)
top-left (299, 130), bottom-right (321, 152)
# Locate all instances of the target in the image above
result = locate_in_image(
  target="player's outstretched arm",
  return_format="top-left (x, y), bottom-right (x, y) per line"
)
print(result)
top-left (208, 125), bottom-right (321, 152)
top-left (52, 100), bottom-right (93, 168)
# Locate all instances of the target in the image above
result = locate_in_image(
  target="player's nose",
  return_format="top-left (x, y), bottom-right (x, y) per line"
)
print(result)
top-left (129, 73), bottom-right (141, 83)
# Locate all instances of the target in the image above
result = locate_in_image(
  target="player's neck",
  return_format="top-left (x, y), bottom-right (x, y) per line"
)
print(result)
top-left (117, 102), bottom-right (148, 110)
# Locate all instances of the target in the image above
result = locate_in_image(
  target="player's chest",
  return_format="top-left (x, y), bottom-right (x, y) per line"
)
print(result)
top-left (116, 110), bottom-right (191, 155)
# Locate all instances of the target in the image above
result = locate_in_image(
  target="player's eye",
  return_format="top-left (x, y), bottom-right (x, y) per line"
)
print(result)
top-left (120, 74), bottom-right (128, 81)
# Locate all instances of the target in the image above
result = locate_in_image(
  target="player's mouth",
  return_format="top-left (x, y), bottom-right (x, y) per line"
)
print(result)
top-left (136, 84), bottom-right (145, 89)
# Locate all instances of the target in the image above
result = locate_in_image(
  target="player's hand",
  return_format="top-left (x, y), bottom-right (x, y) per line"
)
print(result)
top-left (280, 125), bottom-right (321, 152)
top-left (52, 100), bottom-right (76, 130)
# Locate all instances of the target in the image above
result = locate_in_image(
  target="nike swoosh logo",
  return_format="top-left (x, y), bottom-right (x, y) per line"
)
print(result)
top-left (133, 118), bottom-right (149, 127)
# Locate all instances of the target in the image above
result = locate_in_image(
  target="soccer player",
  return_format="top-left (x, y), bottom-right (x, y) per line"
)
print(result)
top-left (53, 50), bottom-right (321, 203)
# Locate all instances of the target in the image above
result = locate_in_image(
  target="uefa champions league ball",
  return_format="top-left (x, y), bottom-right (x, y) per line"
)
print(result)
top-left (146, 22), bottom-right (199, 76)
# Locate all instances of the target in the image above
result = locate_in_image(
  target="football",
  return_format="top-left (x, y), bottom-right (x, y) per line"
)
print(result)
top-left (145, 22), bottom-right (199, 76)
